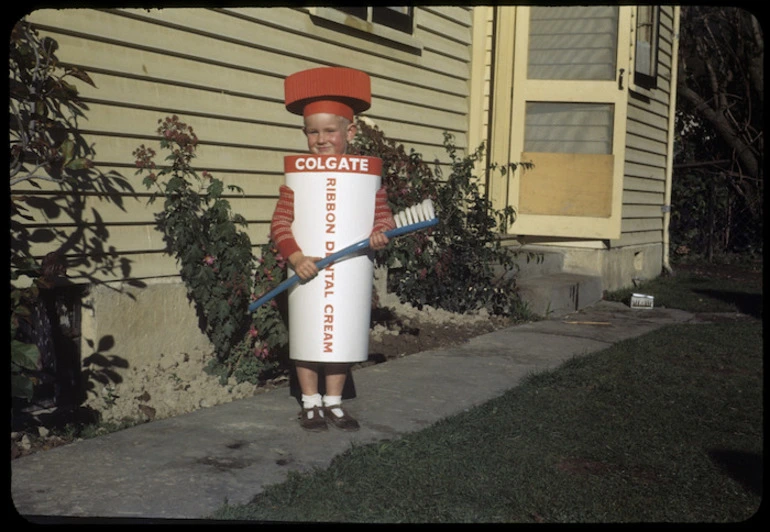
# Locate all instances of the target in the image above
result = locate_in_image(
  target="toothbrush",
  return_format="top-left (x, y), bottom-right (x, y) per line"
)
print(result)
top-left (248, 199), bottom-right (438, 313)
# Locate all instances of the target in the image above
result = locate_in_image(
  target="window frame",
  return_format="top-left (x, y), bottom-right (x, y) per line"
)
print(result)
top-left (632, 5), bottom-right (660, 90)
top-left (337, 6), bottom-right (414, 35)
top-left (310, 6), bottom-right (422, 52)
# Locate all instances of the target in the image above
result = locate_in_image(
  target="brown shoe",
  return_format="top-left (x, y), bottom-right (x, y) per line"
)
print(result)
top-left (299, 406), bottom-right (327, 432)
top-left (324, 405), bottom-right (360, 431)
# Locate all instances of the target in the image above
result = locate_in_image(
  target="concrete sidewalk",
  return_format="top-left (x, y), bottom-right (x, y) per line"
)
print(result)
top-left (11, 301), bottom-right (700, 522)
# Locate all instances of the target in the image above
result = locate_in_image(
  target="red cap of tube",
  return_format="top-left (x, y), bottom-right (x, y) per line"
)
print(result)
top-left (284, 67), bottom-right (371, 122)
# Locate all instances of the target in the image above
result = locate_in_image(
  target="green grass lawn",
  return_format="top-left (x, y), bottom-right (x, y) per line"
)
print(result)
top-left (210, 262), bottom-right (763, 523)
top-left (604, 263), bottom-right (762, 318)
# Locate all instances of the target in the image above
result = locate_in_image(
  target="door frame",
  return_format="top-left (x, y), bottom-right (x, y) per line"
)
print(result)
top-left (487, 5), bottom-right (633, 240)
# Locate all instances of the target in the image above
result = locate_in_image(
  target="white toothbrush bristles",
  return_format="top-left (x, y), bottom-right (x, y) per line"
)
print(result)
top-left (393, 199), bottom-right (436, 229)
top-left (413, 203), bottom-right (424, 222)
top-left (422, 199), bottom-right (435, 220)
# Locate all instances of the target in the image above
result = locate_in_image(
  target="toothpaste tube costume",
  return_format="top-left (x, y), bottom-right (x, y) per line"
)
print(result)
top-left (271, 67), bottom-right (395, 363)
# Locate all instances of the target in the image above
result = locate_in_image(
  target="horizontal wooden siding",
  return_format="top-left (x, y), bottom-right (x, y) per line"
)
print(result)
top-left (15, 7), bottom-right (474, 284)
top-left (613, 6), bottom-right (677, 248)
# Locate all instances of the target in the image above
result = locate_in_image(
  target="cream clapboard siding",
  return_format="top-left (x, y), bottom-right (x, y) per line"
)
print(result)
top-left (467, 6), bottom-right (488, 156)
top-left (463, 6), bottom-right (494, 196)
top-left (16, 6), bottom-right (474, 284)
top-left (613, 6), bottom-right (677, 248)
top-left (473, 7), bottom-right (494, 161)
top-left (483, 9), bottom-right (494, 145)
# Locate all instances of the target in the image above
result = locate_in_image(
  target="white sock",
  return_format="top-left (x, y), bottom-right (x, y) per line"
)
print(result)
top-left (323, 395), bottom-right (343, 417)
top-left (302, 393), bottom-right (323, 410)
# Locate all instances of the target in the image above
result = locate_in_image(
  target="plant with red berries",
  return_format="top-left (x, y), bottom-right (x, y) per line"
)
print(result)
top-left (134, 116), bottom-right (285, 384)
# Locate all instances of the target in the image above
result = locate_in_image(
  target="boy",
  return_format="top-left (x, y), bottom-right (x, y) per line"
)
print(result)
top-left (271, 67), bottom-right (395, 431)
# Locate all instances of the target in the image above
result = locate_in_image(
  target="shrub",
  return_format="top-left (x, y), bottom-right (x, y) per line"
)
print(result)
top-left (10, 20), bottom-right (97, 401)
top-left (352, 121), bottom-right (533, 316)
top-left (134, 116), bottom-right (282, 384)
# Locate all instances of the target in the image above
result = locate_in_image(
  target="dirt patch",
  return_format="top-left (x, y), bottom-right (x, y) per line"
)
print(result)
top-left (365, 305), bottom-right (511, 364)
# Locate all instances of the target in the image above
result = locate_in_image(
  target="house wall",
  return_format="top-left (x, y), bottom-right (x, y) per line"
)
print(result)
top-left (467, 6), bottom-right (493, 159)
top-left (537, 7), bottom-right (678, 293)
top-left (19, 6), bottom-right (475, 281)
top-left (14, 7), bottom-right (476, 405)
top-left (479, 6), bottom-right (678, 292)
top-left (604, 5), bottom-right (678, 290)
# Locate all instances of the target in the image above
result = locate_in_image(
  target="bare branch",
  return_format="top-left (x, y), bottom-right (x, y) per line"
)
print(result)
top-left (747, 13), bottom-right (764, 107)
top-left (11, 173), bottom-right (62, 187)
top-left (677, 84), bottom-right (760, 179)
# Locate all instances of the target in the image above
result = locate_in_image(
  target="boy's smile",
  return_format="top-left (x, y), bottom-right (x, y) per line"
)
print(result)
top-left (303, 113), bottom-right (356, 155)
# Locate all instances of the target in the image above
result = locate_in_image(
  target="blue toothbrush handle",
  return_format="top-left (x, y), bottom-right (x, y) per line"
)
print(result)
top-left (248, 217), bottom-right (438, 313)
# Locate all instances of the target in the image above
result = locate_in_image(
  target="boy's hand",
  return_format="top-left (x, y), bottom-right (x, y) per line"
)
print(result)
top-left (289, 251), bottom-right (320, 281)
top-left (369, 231), bottom-right (390, 251)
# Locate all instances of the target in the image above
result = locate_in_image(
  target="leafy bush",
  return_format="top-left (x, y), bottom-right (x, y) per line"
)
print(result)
top-left (133, 116), bottom-right (282, 384)
top-left (352, 121), bottom-right (533, 316)
top-left (10, 20), bottom-right (97, 401)
top-left (10, 20), bottom-right (96, 187)
top-left (238, 241), bottom-right (289, 383)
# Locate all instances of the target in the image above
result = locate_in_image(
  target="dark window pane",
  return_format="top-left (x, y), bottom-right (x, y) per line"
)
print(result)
top-left (372, 6), bottom-right (414, 34)
top-left (336, 7), bottom-right (368, 20)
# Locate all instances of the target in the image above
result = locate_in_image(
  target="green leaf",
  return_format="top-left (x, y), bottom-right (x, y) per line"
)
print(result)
top-left (65, 157), bottom-right (92, 170)
top-left (207, 179), bottom-right (223, 198)
top-left (12, 339), bottom-right (40, 370)
top-left (166, 176), bottom-right (185, 193)
top-left (61, 138), bottom-right (75, 164)
top-left (34, 100), bottom-right (47, 118)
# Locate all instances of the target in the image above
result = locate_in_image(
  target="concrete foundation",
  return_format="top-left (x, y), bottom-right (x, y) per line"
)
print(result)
top-left (80, 279), bottom-right (214, 400)
top-left (602, 243), bottom-right (664, 292)
top-left (502, 242), bottom-right (665, 317)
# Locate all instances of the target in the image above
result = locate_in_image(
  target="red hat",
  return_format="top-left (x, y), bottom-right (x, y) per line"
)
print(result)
top-left (284, 67), bottom-right (371, 122)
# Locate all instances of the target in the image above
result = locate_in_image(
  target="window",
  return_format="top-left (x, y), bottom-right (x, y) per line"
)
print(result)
top-left (525, 102), bottom-right (614, 155)
top-left (310, 6), bottom-right (421, 52)
top-left (337, 6), bottom-right (414, 34)
top-left (633, 6), bottom-right (659, 89)
top-left (528, 6), bottom-right (618, 81)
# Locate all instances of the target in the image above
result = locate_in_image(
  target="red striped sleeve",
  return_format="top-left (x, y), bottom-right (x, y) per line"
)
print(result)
top-left (372, 186), bottom-right (396, 234)
top-left (270, 185), bottom-right (301, 258)
top-left (272, 185), bottom-right (394, 255)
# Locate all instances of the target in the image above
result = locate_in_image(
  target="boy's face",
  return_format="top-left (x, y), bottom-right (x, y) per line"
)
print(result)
top-left (303, 113), bottom-right (356, 155)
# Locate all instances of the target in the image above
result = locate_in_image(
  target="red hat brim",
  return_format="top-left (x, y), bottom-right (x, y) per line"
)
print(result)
top-left (285, 67), bottom-right (371, 119)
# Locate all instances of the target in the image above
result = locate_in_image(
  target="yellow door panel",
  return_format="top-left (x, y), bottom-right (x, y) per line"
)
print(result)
top-left (488, 5), bottom-right (632, 240)
top-left (518, 152), bottom-right (613, 218)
